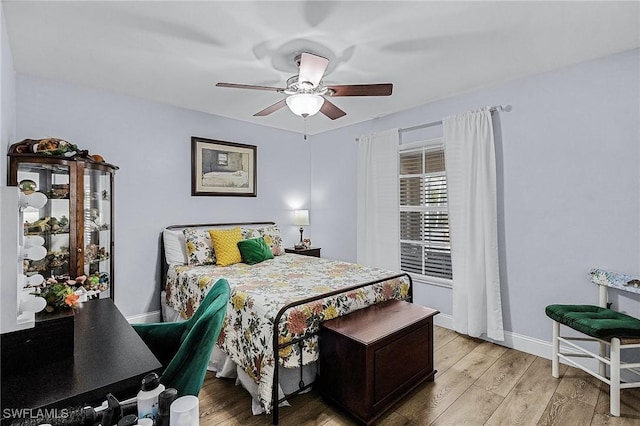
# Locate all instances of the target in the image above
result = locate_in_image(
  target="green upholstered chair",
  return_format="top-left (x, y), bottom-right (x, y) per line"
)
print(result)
top-left (132, 278), bottom-right (231, 396)
top-left (545, 269), bottom-right (640, 417)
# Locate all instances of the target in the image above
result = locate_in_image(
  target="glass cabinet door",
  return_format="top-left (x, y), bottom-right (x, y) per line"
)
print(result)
top-left (83, 167), bottom-right (112, 297)
top-left (17, 163), bottom-right (72, 280)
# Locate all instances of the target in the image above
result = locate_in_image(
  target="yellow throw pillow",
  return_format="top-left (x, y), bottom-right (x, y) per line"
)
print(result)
top-left (209, 227), bottom-right (242, 266)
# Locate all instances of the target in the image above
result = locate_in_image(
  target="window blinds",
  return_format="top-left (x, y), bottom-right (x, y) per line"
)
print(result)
top-left (399, 143), bottom-right (452, 280)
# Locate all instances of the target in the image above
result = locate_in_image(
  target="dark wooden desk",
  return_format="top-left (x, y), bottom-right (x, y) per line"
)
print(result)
top-left (1, 298), bottom-right (161, 412)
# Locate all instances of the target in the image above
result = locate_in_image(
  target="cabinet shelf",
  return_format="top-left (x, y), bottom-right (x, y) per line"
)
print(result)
top-left (85, 257), bottom-right (110, 266)
top-left (24, 215), bottom-right (71, 235)
top-left (85, 225), bottom-right (110, 232)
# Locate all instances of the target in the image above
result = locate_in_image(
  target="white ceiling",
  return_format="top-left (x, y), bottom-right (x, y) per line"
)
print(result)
top-left (3, 1), bottom-right (639, 135)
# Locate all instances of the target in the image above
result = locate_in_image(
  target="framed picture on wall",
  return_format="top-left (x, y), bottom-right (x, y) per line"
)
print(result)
top-left (191, 137), bottom-right (257, 196)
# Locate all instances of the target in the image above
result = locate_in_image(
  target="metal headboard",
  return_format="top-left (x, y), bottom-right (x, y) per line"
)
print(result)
top-left (159, 221), bottom-right (276, 288)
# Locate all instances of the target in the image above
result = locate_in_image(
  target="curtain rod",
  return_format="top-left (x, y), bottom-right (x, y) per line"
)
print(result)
top-left (400, 104), bottom-right (510, 134)
top-left (355, 104), bottom-right (511, 142)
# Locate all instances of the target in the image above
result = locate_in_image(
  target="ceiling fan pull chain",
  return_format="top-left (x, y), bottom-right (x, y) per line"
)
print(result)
top-left (303, 117), bottom-right (308, 141)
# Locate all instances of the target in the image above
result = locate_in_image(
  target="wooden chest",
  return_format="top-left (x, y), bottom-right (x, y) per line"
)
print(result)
top-left (319, 300), bottom-right (439, 425)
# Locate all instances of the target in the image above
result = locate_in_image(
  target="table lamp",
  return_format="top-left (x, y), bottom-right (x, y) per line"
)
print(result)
top-left (293, 209), bottom-right (309, 250)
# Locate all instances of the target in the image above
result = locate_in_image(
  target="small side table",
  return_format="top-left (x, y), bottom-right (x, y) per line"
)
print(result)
top-left (285, 247), bottom-right (321, 258)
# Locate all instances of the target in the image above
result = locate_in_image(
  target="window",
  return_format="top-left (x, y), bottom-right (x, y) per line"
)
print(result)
top-left (399, 138), bottom-right (452, 283)
top-left (217, 152), bottom-right (228, 166)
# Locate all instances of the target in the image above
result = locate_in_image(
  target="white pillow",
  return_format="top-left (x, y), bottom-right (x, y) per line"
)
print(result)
top-left (163, 228), bottom-right (188, 265)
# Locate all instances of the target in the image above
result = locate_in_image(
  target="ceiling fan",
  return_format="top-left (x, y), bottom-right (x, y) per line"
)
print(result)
top-left (216, 52), bottom-right (393, 120)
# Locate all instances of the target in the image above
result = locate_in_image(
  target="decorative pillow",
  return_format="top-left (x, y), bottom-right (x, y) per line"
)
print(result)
top-left (241, 225), bottom-right (284, 256)
top-left (163, 228), bottom-right (188, 265)
top-left (237, 237), bottom-right (274, 265)
top-left (183, 228), bottom-right (216, 266)
top-left (209, 227), bottom-right (243, 266)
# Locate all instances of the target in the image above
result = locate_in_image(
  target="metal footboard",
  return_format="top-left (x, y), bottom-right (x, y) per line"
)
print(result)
top-left (270, 272), bottom-right (413, 425)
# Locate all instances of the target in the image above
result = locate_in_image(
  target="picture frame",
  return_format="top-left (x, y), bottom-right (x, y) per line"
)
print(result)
top-left (191, 137), bottom-right (257, 196)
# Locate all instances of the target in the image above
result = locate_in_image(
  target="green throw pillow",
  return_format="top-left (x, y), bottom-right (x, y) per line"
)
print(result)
top-left (237, 237), bottom-right (274, 265)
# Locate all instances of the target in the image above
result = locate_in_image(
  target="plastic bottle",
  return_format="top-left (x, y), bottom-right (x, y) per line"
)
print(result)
top-left (169, 396), bottom-right (199, 426)
top-left (156, 388), bottom-right (178, 426)
top-left (136, 372), bottom-right (165, 421)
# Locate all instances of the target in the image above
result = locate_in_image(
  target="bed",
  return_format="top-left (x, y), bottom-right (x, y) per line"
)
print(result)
top-left (160, 222), bottom-right (412, 424)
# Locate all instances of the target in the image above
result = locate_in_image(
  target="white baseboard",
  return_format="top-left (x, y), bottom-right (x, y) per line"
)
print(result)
top-left (434, 313), bottom-right (553, 359)
top-left (435, 314), bottom-right (640, 382)
top-left (125, 310), bottom-right (161, 324)
top-left (433, 312), bottom-right (453, 329)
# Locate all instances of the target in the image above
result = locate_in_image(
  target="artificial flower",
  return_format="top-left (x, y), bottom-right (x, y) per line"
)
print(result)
top-left (64, 293), bottom-right (80, 308)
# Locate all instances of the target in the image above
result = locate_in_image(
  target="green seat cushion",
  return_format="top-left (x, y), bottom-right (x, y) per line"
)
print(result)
top-left (545, 304), bottom-right (640, 340)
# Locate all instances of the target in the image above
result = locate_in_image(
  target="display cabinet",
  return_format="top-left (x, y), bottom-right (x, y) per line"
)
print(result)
top-left (8, 147), bottom-right (118, 299)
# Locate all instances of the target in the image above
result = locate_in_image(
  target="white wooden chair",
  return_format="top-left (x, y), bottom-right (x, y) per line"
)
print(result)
top-left (545, 269), bottom-right (640, 416)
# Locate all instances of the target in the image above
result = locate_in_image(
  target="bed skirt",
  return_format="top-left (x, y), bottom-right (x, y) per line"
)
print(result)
top-left (161, 291), bottom-right (316, 415)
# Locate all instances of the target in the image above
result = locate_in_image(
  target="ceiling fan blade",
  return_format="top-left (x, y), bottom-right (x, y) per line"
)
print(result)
top-left (253, 99), bottom-right (287, 117)
top-left (298, 52), bottom-right (329, 88)
top-left (216, 82), bottom-right (284, 92)
top-left (326, 83), bottom-right (393, 97)
top-left (320, 98), bottom-right (347, 120)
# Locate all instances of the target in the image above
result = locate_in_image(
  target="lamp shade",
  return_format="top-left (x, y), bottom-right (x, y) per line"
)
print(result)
top-left (285, 94), bottom-right (324, 117)
top-left (293, 209), bottom-right (310, 226)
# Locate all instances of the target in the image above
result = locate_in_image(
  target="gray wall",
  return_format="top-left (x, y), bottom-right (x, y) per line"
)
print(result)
top-left (13, 75), bottom-right (311, 317)
top-left (0, 5), bottom-right (15, 181)
top-left (310, 48), bottom-right (640, 343)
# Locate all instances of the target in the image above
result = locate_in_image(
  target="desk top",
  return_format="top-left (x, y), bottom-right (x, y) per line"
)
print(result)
top-left (1, 298), bottom-right (162, 410)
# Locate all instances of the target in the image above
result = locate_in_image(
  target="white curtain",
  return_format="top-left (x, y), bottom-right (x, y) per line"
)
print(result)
top-left (444, 108), bottom-right (504, 341)
top-left (356, 128), bottom-right (400, 271)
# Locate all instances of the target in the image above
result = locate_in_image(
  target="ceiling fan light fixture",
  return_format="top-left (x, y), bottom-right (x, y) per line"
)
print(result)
top-left (286, 93), bottom-right (324, 117)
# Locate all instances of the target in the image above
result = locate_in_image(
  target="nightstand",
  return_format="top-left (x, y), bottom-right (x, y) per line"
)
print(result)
top-left (285, 247), bottom-right (321, 258)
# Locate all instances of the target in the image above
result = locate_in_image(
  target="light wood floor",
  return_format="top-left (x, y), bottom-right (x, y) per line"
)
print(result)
top-left (197, 326), bottom-right (640, 425)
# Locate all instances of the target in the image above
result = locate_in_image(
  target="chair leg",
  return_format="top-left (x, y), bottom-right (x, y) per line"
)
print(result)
top-left (599, 342), bottom-right (607, 378)
top-left (610, 337), bottom-right (621, 417)
top-left (552, 321), bottom-right (560, 378)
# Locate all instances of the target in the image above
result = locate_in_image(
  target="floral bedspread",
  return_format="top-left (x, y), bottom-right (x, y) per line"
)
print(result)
top-left (165, 254), bottom-right (410, 413)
